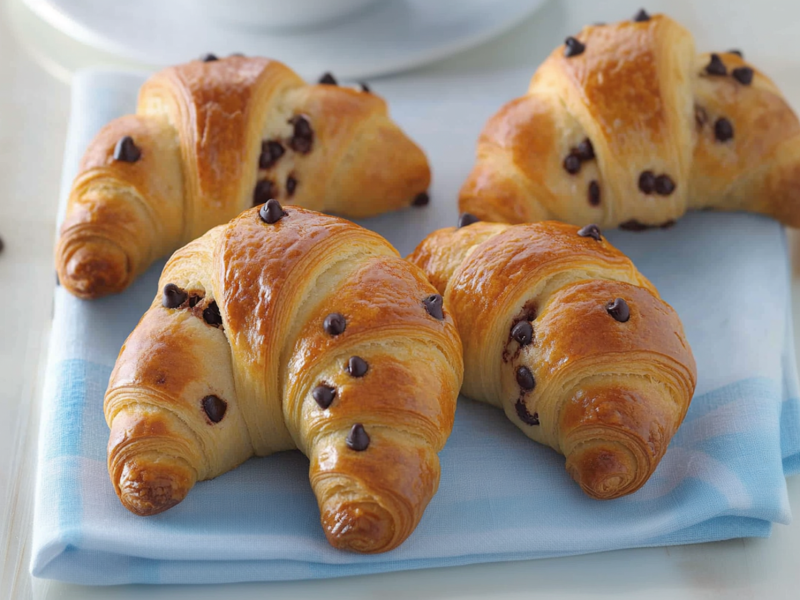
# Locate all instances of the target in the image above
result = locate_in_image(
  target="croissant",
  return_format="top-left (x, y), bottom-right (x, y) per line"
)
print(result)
top-left (104, 203), bottom-right (463, 553)
top-left (407, 218), bottom-right (696, 499)
top-left (57, 56), bottom-right (431, 299)
top-left (459, 11), bottom-right (800, 229)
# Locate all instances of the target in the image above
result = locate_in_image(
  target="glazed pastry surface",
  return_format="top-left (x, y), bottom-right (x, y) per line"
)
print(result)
top-left (105, 205), bottom-right (462, 553)
top-left (459, 13), bottom-right (800, 229)
top-left (408, 220), bottom-right (696, 499)
top-left (57, 56), bottom-right (430, 298)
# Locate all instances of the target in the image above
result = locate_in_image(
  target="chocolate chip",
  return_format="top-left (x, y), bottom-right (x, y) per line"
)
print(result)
top-left (633, 8), bottom-right (650, 21)
top-left (564, 36), bottom-right (585, 58)
top-left (637, 170), bottom-right (656, 194)
top-left (412, 192), bottom-right (430, 207)
top-left (458, 213), bottom-right (480, 228)
top-left (318, 72), bottom-right (337, 85)
top-left (511, 321), bottom-right (533, 346)
top-left (188, 295), bottom-right (201, 308)
top-left (728, 49), bottom-right (743, 58)
top-left (162, 283), bottom-right (187, 308)
top-left (259, 198), bottom-right (286, 224)
top-left (654, 175), bottom-right (676, 195)
top-left (695, 105), bottom-right (708, 129)
top-left (576, 138), bottom-right (595, 161)
top-left (588, 181), bottom-right (601, 206)
top-left (606, 298), bottom-right (630, 322)
top-left (200, 53), bottom-right (218, 62)
top-left (253, 179), bottom-right (275, 206)
top-left (202, 395), bottom-right (227, 423)
top-left (286, 175), bottom-right (297, 197)
top-left (732, 66), bottom-right (753, 85)
top-left (259, 140), bottom-right (285, 169)
top-left (577, 224), bottom-right (602, 241)
top-left (714, 117), bottom-right (734, 142)
top-left (516, 366), bottom-right (536, 391)
top-left (423, 294), bottom-right (444, 320)
top-left (346, 356), bottom-right (369, 378)
top-left (203, 301), bottom-right (223, 327)
top-left (346, 423), bottom-right (370, 451)
top-left (288, 115), bottom-right (313, 154)
top-left (323, 313), bottom-right (346, 335)
top-left (563, 152), bottom-right (582, 175)
top-left (113, 136), bottom-right (141, 163)
top-left (705, 53), bottom-right (727, 76)
top-left (515, 399), bottom-right (540, 425)
top-left (312, 385), bottom-right (336, 409)
top-left (360, 82), bottom-right (371, 93)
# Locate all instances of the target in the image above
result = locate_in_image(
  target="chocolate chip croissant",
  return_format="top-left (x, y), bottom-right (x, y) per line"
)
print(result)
top-left (57, 56), bottom-right (430, 299)
top-left (104, 203), bottom-right (462, 553)
top-left (459, 11), bottom-right (800, 229)
top-left (407, 219), bottom-right (696, 499)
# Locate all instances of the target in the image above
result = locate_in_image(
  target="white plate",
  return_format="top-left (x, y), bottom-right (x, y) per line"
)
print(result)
top-left (21, 0), bottom-right (550, 80)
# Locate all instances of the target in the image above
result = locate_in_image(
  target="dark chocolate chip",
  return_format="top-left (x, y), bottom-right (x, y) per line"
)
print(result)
top-left (259, 198), bottom-right (286, 224)
top-left (202, 395), bottom-right (227, 423)
top-left (606, 298), bottom-right (630, 322)
top-left (458, 213), bottom-right (480, 228)
top-left (515, 398), bottom-right (540, 425)
top-left (259, 140), bottom-right (285, 169)
top-left (346, 423), bottom-right (370, 451)
top-left (346, 356), bottom-right (368, 378)
top-left (588, 180), bottom-right (601, 206)
top-left (695, 105), bottom-right (708, 129)
top-left (728, 49), bottom-right (743, 58)
top-left (188, 295), bottom-right (201, 308)
top-left (714, 117), bottom-right (734, 142)
top-left (511, 321), bottom-right (533, 346)
top-left (423, 294), bottom-right (444, 320)
top-left (564, 36), bottom-right (586, 58)
top-left (563, 152), bottom-right (582, 175)
top-left (516, 366), bottom-right (536, 391)
top-left (633, 8), bottom-right (650, 21)
top-left (203, 301), bottom-right (223, 326)
top-left (705, 53), bottom-right (727, 76)
top-left (286, 175), bottom-right (297, 197)
top-left (576, 138), bottom-right (595, 161)
top-left (113, 136), bottom-right (141, 163)
top-left (318, 72), bottom-right (338, 85)
top-left (162, 283), bottom-right (187, 308)
top-left (654, 174), bottom-right (676, 195)
top-left (312, 385), bottom-right (336, 409)
top-left (288, 115), bottom-right (314, 154)
top-left (412, 192), bottom-right (430, 207)
top-left (323, 313), bottom-right (346, 335)
top-left (200, 53), bottom-right (218, 62)
top-left (360, 82), bottom-right (371, 93)
top-left (638, 170), bottom-right (656, 194)
top-left (253, 179), bottom-right (275, 206)
top-left (732, 66), bottom-right (753, 85)
top-left (577, 223), bottom-right (602, 241)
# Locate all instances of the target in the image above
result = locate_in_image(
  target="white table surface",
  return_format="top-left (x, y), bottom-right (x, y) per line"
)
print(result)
top-left (2, 0), bottom-right (800, 598)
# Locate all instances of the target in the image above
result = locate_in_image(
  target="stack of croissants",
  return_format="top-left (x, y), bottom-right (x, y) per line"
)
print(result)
top-left (56, 12), bottom-right (800, 554)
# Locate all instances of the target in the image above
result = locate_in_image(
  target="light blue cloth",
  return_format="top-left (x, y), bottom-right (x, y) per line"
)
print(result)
top-left (31, 69), bottom-right (800, 585)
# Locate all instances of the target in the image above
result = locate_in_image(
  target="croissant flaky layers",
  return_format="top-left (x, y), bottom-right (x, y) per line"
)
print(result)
top-left (460, 12), bottom-right (800, 229)
top-left (104, 204), bottom-right (463, 553)
top-left (408, 219), bottom-right (697, 499)
top-left (57, 55), bottom-right (431, 299)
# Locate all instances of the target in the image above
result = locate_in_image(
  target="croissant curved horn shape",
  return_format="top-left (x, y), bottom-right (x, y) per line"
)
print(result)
top-left (459, 13), bottom-right (800, 229)
top-left (408, 219), bottom-right (696, 499)
top-left (57, 56), bottom-right (430, 299)
top-left (105, 204), bottom-right (463, 553)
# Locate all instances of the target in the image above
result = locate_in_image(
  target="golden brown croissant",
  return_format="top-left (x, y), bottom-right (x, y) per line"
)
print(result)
top-left (104, 203), bottom-right (462, 553)
top-left (407, 218), bottom-right (696, 499)
top-left (459, 11), bottom-right (800, 229)
top-left (57, 56), bottom-right (430, 299)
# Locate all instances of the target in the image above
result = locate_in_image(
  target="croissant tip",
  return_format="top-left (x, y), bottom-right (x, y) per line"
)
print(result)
top-left (566, 445), bottom-right (641, 500)
top-left (321, 500), bottom-right (398, 554)
top-left (61, 240), bottom-right (130, 298)
top-left (116, 457), bottom-right (195, 516)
